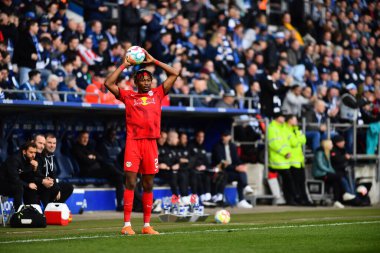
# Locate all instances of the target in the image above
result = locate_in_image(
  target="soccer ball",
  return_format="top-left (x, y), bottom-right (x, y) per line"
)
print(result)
top-left (126, 46), bottom-right (145, 65)
top-left (356, 185), bottom-right (368, 196)
top-left (214, 209), bottom-right (231, 224)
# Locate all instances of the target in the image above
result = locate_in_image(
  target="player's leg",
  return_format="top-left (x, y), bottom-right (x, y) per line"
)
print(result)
top-left (141, 174), bottom-right (159, 234)
top-left (121, 139), bottom-right (140, 235)
top-left (140, 139), bottom-right (159, 234)
top-left (121, 171), bottom-right (137, 235)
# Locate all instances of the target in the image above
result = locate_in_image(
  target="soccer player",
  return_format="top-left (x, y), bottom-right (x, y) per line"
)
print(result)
top-left (104, 49), bottom-right (179, 235)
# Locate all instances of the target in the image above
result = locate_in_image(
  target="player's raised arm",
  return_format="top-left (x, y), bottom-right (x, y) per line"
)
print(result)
top-left (143, 49), bottom-right (180, 95)
top-left (104, 57), bottom-right (131, 98)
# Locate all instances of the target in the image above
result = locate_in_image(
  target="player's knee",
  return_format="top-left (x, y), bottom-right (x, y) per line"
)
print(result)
top-left (142, 181), bottom-right (154, 192)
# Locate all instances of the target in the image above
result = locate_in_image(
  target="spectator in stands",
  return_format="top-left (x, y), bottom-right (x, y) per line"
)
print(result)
top-left (35, 133), bottom-right (74, 209)
top-left (13, 20), bottom-right (39, 85)
top-left (58, 75), bottom-right (83, 103)
top-left (305, 100), bottom-right (329, 151)
top-left (169, 76), bottom-right (190, 107)
top-left (214, 89), bottom-right (237, 109)
top-left (189, 77), bottom-right (211, 107)
top-left (268, 112), bottom-right (299, 205)
top-left (312, 139), bottom-right (351, 209)
top-left (0, 141), bottom-right (39, 209)
top-left (260, 67), bottom-right (289, 118)
top-left (104, 23), bottom-right (118, 46)
top-left (43, 74), bottom-right (61, 102)
top-left (78, 36), bottom-right (103, 67)
top-left (102, 43), bottom-right (123, 68)
top-left (203, 60), bottom-right (230, 96)
top-left (62, 35), bottom-right (79, 63)
top-left (18, 69), bottom-right (44, 101)
top-left (72, 131), bottom-right (124, 211)
top-left (244, 81), bottom-right (261, 110)
top-left (120, 0), bottom-right (144, 45)
top-left (282, 84), bottom-right (312, 117)
top-left (212, 130), bottom-right (254, 208)
top-left (62, 19), bottom-right (79, 44)
top-left (285, 114), bottom-right (313, 206)
top-left (188, 130), bottom-right (214, 206)
top-left (83, 0), bottom-right (109, 22)
top-left (229, 63), bottom-right (250, 102)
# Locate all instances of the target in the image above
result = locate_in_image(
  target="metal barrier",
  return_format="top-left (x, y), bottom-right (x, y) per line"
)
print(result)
top-left (1, 89), bottom-right (258, 108)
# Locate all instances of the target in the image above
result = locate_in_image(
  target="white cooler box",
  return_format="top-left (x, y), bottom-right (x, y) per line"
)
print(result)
top-left (44, 203), bottom-right (72, 225)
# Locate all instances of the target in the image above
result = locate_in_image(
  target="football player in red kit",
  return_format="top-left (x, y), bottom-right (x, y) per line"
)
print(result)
top-left (104, 49), bottom-right (179, 235)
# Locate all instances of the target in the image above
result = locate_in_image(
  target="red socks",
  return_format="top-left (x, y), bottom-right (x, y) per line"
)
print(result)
top-left (123, 189), bottom-right (134, 222)
top-left (142, 192), bottom-right (153, 223)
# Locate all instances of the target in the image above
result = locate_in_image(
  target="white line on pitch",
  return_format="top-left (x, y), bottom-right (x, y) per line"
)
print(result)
top-left (1, 220), bottom-right (379, 244)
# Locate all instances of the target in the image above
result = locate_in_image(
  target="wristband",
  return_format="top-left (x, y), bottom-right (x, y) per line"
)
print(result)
top-left (119, 64), bottom-right (126, 71)
top-left (154, 60), bottom-right (159, 65)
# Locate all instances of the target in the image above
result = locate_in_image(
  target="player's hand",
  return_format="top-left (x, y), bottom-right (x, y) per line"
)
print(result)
top-left (42, 178), bottom-right (54, 188)
top-left (142, 49), bottom-right (155, 64)
top-left (196, 165), bottom-right (206, 171)
top-left (30, 160), bottom-right (38, 171)
top-left (55, 191), bottom-right (61, 201)
top-left (29, 183), bottom-right (37, 190)
top-left (172, 164), bottom-right (180, 170)
top-left (236, 164), bottom-right (247, 172)
top-left (123, 56), bottom-right (132, 67)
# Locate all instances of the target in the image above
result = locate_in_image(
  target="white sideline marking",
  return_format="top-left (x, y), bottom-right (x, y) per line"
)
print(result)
top-left (1, 220), bottom-right (379, 244)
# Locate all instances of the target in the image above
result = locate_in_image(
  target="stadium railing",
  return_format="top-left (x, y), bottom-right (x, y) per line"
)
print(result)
top-left (1, 89), bottom-right (259, 109)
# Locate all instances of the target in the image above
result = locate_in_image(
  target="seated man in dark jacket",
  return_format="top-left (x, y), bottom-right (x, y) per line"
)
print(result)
top-left (211, 130), bottom-right (254, 208)
top-left (36, 133), bottom-right (74, 209)
top-left (0, 142), bottom-right (39, 211)
top-left (331, 135), bottom-right (355, 196)
top-left (72, 131), bottom-right (124, 211)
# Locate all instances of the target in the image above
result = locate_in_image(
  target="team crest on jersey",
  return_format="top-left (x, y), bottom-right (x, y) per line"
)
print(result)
top-left (134, 97), bottom-right (156, 106)
top-left (126, 161), bottom-right (132, 167)
top-left (148, 90), bottom-right (153, 96)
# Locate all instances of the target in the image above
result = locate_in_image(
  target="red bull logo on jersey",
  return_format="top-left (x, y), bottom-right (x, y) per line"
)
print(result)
top-left (133, 97), bottom-right (156, 106)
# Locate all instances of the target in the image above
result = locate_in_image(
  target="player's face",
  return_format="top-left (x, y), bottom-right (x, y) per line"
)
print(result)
top-left (79, 133), bottom-right (89, 146)
top-left (45, 137), bottom-right (57, 153)
top-left (23, 147), bottom-right (37, 161)
top-left (34, 136), bottom-right (46, 153)
top-left (136, 77), bottom-right (153, 93)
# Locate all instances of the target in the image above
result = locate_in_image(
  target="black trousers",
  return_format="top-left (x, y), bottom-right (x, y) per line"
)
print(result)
top-left (38, 182), bottom-right (74, 209)
top-left (269, 168), bottom-right (299, 204)
top-left (208, 171), bottom-right (227, 196)
top-left (87, 163), bottom-right (124, 207)
top-left (226, 169), bottom-right (248, 201)
top-left (189, 170), bottom-right (211, 196)
top-left (157, 169), bottom-right (189, 196)
top-left (290, 167), bottom-right (309, 203)
top-left (317, 173), bottom-right (344, 202)
top-left (0, 179), bottom-right (24, 211)
top-left (23, 186), bottom-right (39, 206)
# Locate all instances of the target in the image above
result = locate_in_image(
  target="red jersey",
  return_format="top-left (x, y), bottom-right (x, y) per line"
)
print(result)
top-left (118, 85), bottom-right (166, 140)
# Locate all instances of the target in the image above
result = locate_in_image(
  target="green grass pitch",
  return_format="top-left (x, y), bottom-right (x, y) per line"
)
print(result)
top-left (1, 208), bottom-right (379, 253)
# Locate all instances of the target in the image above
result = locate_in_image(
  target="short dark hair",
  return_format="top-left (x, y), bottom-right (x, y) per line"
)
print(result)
top-left (45, 133), bottom-right (56, 139)
top-left (133, 69), bottom-right (153, 83)
top-left (28, 70), bottom-right (40, 79)
top-left (22, 141), bottom-right (37, 151)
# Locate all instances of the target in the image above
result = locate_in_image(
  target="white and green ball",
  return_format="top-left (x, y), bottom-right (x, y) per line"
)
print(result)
top-left (214, 209), bottom-right (231, 224)
top-left (126, 46), bottom-right (145, 65)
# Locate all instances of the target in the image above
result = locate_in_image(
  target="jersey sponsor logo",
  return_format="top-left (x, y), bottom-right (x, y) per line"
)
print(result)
top-left (133, 97), bottom-right (156, 106)
top-left (126, 161), bottom-right (132, 167)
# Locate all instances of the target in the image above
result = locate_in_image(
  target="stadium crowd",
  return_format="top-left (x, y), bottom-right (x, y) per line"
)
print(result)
top-left (0, 0), bottom-right (379, 209)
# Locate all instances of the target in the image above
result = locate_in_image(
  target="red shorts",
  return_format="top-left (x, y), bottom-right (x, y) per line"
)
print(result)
top-left (124, 139), bottom-right (159, 174)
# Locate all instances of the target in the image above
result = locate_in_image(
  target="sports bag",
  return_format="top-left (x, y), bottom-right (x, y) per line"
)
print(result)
top-left (10, 205), bottom-right (47, 228)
